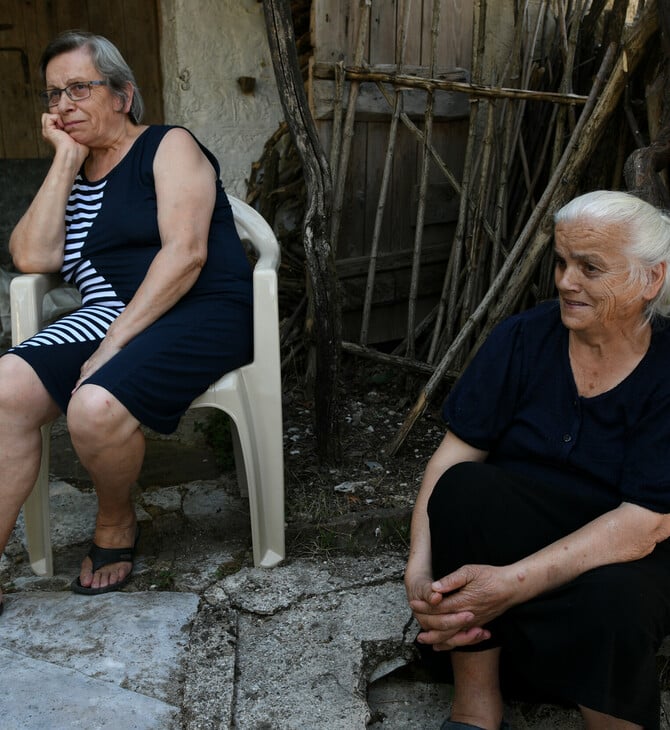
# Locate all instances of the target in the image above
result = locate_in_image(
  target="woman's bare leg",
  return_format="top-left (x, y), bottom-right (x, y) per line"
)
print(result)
top-left (449, 648), bottom-right (504, 730)
top-left (0, 355), bottom-right (61, 604)
top-left (580, 706), bottom-right (642, 730)
top-left (67, 383), bottom-right (145, 590)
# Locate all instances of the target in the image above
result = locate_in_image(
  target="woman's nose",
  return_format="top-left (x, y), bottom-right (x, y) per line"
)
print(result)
top-left (556, 265), bottom-right (578, 290)
top-left (56, 91), bottom-right (75, 111)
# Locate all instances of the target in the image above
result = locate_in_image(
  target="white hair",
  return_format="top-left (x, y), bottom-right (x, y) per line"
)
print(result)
top-left (554, 190), bottom-right (670, 319)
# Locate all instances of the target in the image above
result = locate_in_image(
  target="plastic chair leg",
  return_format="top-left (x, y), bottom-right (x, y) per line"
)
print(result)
top-left (230, 421), bottom-right (249, 499)
top-left (23, 423), bottom-right (54, 577)
top-left (247, 409), bottom-right (284, 568)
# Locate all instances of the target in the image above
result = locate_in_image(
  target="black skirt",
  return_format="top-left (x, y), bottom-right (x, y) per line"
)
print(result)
top-left (424, 461), bottom-right (670, 729)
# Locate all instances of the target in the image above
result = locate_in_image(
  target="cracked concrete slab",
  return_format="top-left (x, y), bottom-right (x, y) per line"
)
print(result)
top-left (0, 647), bottom-right (180, 730)
top-left (212, 557), bottom-right (414, 729)
top-left (0, 592), bottom-right (199, 729)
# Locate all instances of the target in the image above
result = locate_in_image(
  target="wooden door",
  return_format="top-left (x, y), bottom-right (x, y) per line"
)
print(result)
top-left (310, 0), bottom-right (474, 342)
top-left (0, 0), bottom-right (163, 159)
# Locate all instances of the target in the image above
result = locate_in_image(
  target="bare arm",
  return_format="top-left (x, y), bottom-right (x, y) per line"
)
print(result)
top-left (412, 499), bottom-right (670, 650)
top-left (504, 500), bottom-right (670, 602)
top-left (10, 113), bottom-right (89, 272)
top-left (404, 431), bottom-right (489, 644)
top-left (75, 127), bottom-right (216, 386)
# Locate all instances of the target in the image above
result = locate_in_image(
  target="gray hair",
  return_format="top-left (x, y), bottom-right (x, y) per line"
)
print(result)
top-left (554, 190), bottom-right (670, 320)
top-left (40, 30), bottom-right (144, 124)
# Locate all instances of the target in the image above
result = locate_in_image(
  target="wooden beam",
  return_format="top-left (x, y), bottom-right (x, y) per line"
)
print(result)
top-left (312, 62), bottom-right (590, 106)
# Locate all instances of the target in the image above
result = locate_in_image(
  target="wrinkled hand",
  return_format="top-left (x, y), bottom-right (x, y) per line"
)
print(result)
top-left (41, 112), bottom-right (89, 165)
top-left (408, 564), bottom-right (518, 651)
top-left (73, 338), bottom-right (122, 392)
top-left (405, 570), bottom-right (491, 651)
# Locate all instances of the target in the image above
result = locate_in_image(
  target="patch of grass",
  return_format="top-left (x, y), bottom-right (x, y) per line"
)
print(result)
top-left (153, 569), bottom-right (175, 590)
top-left (194, 411), bottom-right (235, 471)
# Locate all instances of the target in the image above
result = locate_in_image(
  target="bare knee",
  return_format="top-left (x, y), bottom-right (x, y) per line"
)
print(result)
top-left (67, 384), bottom-right (139, 449)
top-left (0, 354), bottom-right (59, 425)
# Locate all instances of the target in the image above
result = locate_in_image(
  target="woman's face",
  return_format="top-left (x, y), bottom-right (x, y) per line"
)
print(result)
top-left (45, 47), bottom-right (124, 145)
top-left (554, 219), bottom-right (660, 335)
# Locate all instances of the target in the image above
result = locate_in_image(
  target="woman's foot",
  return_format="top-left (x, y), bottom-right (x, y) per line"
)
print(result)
top-left (71, 521), bottom-right (139, 594)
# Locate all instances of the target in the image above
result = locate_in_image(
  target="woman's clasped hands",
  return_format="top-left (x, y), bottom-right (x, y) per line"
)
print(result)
top-left (407, 563), bottom-right (521, 651)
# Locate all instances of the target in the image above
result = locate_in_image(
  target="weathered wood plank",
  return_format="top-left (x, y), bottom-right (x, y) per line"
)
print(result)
top-left (311, 76), bottom-right (470, 120)
top-left (120, 0), bottom-right (163, 123)
top-left (390, 121), bottom-right (418, 253)
top-left (0, 2), bottom-right (37, 158)
top-left (369, 0), bottom-right (397, 65)
top-left (400, 0), bottom-right (423, 65)
top-left (336, 241), bottom-right (451, 278)
top-left (20, 0), bottom-right (53, 157)
top-left (54, 0), bottom-right (90, 33)
top-left (311, 62), bottom-right (470, 120)
top-left (337, 119), bottom-right (368, 258)
top-left (312, 0), bottom-right (351, 63)
top-left (441, 0), bottom-right (474, 68)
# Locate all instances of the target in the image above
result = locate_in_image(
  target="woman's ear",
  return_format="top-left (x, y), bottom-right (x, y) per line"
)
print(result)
top-left (115, 82), bottom-right (134, 114)
top-left (644, 261), bottom-right (667, 301)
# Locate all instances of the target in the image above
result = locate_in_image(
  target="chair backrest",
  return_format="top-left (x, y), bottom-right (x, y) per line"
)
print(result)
top-left (226, 195), bottom-right (281, 378)
top-left (228, 196), bottom-right (280, 272)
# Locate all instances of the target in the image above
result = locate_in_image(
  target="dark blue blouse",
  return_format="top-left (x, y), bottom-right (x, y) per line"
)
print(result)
top-left (442, 300), bottom-right (670, 513)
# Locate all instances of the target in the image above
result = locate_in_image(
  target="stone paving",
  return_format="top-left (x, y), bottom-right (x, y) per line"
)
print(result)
top-left (1, 421), bottom-right (670, 729)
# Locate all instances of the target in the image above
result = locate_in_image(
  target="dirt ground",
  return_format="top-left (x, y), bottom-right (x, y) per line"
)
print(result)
top-left (46, 352), bottom-right (448, 562)
top-left (279, 355), bottom-right (448, 557)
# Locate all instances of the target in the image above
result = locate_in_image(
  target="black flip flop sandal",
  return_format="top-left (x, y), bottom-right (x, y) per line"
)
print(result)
top-left (71, 526), bottom-right (140, 595)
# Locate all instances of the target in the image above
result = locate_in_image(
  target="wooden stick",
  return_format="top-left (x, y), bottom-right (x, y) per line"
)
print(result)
top-left (311, 64), bottom-right (590, 105)
top-left (388, 38), bottom-right (622, 456)
top-left (406, 0), bottom-right (440, 359)
top-left (330, 0), bottom-right (371, 256)
top-left (341, 341), bottom-right (452, 377)
top-left (391, 304), bottom-right (438, 357)
top-left (440, 0), bottom-right (489, 350)
top-left (359, 0), bottom-right (414, 346)
top-left (460, 100), bottom-right (495, 328)
top-left (329, 61), bottom-right (346, 185)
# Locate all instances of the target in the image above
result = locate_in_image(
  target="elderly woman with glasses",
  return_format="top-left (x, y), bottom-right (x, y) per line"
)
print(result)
top-left (405, 191), bottom-right (670, 730)
top-left (0, 31), bottom-right (253, 605)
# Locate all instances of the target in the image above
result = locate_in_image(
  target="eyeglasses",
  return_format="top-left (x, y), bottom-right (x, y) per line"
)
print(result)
top-left (39, 80), bottom-right (108, 108)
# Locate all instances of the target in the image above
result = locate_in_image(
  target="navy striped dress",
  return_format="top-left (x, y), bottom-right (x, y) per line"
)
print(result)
top-left (9, 125), bottom-right (253, 433)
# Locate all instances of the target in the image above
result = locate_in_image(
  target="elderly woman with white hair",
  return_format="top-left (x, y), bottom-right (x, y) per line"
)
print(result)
top-left (405, 190), bottom-right (670, 730)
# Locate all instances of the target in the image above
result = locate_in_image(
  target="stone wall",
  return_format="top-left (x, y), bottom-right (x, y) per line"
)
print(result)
top-left (159, 0), bottom-right (283, 199)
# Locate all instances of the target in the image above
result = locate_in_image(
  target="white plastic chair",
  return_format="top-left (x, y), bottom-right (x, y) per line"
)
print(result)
top-left (10, 195), bottom-right (285, 574)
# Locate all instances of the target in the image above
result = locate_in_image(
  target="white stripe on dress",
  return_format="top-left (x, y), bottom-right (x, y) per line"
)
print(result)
top-left (12, 176), bottom-right (126, 349)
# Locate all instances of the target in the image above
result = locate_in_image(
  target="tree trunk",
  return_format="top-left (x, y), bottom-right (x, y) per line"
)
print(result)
top-left (263, 0), bottom-right (342, 463)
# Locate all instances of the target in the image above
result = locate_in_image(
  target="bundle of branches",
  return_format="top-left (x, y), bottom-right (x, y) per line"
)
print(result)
top-left (385, 0), bottom-right (664, 453)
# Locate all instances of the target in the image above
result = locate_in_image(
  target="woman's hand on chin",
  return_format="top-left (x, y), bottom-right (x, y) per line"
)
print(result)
top-left (41, 112), bottom-right (89, 165)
